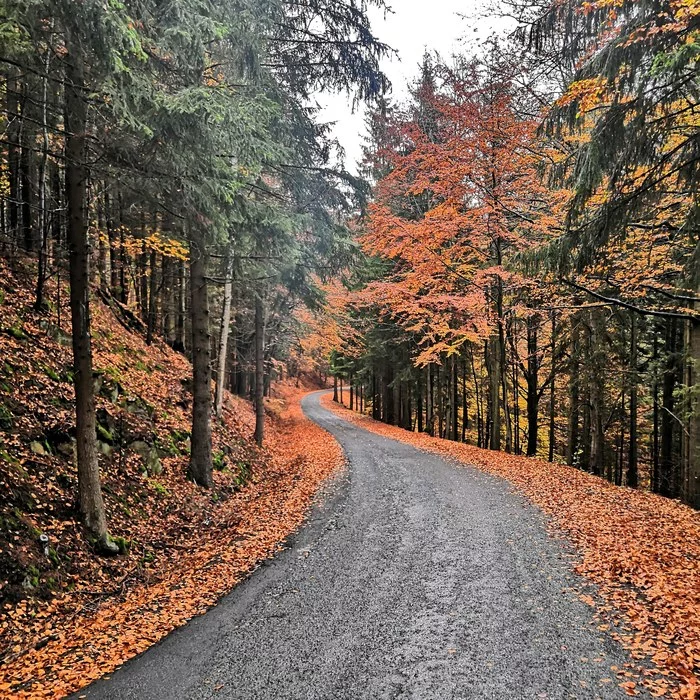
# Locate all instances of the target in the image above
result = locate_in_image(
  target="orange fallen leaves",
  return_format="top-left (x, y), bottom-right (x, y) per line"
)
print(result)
top-left (0, 387), bottom-right (342, 699)
top-left (322, 394), bottom-right (700, 700)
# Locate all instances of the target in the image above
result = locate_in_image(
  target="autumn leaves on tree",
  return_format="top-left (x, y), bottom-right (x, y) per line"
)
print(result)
top-left (319, 1), bottom-right (700, 509)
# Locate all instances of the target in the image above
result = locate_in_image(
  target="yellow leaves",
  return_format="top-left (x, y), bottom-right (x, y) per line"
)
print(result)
top-left (556, 77), bottom-right (609, 117)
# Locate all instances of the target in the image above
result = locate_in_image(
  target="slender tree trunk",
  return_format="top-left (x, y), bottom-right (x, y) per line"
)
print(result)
top-left (548, 313), bottom-right (557, 462)
top-left (174, 258), bottom-right (187, 352)
top-left (566, 320), bottom-right (580, 466)
top-left (214, 254), bottom-right (234, 418)
top-left (188, 244), bottom-right (213, 487)
top-left (146, 248), bottom-right (158, 345)
top-left (118, 192), bottom-right (127, 304)
top-left (65, 39), bottom-right (113, 550)
top-left (526, 316), bottom-right (539, 457)
top-left (451, 355), bottom-right (458, 441)
top-left (254, 291), bottom-right (265, 446)
top-left (627, 313), bottom-right (639, 487)
top-left (20, 84), bottom-right (34, 252)
top-left (685, 256), bottom-right (700, 507)
top-left (487, 337), bottom-right (501, 450)
top-left (589, 311), bottom-right (605, 476)
top-left (652, 329), bottom-right (660, 492)
top-left (333, 374), bottom-right (338, 402)
top-left (35, 48), bottom-right (51, 311)
top-left (7, 71), bottom-right (20, 247)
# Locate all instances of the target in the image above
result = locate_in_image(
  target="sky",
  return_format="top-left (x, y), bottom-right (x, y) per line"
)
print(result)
top-left (318, 0), bottom-right (516, 173)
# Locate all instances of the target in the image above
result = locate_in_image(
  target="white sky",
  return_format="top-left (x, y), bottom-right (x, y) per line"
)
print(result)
top-left (318, 1), bottom-right (515, 173)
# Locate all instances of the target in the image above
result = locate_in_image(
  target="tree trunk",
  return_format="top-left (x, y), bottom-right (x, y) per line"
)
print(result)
top-left (525, 315), bottom-right (539, 456)
top-left (627, 313), bottom-right (639, 488)
top-left (65, 39), bottom-right (113, 551)
top-left (548, 313), bottom-right (557, 462)
top-left (487, 337), bottom-right (501, 450)
top-left (34, 50), bottom-right (51, 311)
top-left (174, 258), bottom-right (187, 352)
top-left (7, 71), bottom-right (20, 246)
top-left (146, 248), bottom-right (158, 345)
top-left (214, 254), bottom-right (234, 419)
top-left (589, 311), bottom-right (605, 476)
top-left (188, 245), bottom-right (213, 487)
top-left (254, 291), bottom-right (265, 446)
top-left (687, 316), bottom-right (700, 507)
top-left (565, 320), bottom-right (580, 466)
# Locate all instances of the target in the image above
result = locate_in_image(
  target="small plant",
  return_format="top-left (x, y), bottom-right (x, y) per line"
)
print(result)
top-left (43, 365), bottom-right (61, 382)
top-left (212, 450), bottom-right (226, 471)
top-left (0, 403), bottom-right (13, 430)
top-left (149, 479), bottom-right (169, 497)
top-left (8, 322), bottom-right (27, 340)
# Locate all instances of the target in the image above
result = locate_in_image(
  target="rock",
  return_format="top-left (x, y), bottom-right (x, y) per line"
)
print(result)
top-left (30, 441), bottom-right (47, 456)
top-left (145, 448), bottom-right (162, 476)
top-left (97, 535), bottom-right (120, 556)
top-left (129, 440), bottom-right (151, 457)
top-left (124, 398), bottom-right (151, 419)
top-left (56, 441), bottom-right (75, 457)
top-left (98, 441), bottom-right (113, 457)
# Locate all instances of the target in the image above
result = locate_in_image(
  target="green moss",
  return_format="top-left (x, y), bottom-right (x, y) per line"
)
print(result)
top-left (111, 536), bottom-right (131, 555)
top-left (43, 366), bottom-right (61, 382)
top-left (0, 403), bottom-right (13, 430)
top-left (96, 423), bottom-right (114, 443)
top-left (8, 323), bottom-right (27, 340)
top-left (150, 480), bottom-right (169, 497)
top-left (0, 447), bottom-right (19, 466)
top-left (48, 547), bottom-right (60, 567)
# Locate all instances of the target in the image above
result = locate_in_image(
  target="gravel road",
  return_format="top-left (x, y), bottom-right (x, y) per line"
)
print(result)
top-left (78, 390), bottom-right (635, 700)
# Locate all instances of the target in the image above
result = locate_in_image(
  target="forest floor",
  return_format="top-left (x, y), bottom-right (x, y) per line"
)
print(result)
top-left (0, 259), bottom-right (343, 699)
top-left (322, 394), bottom-right (700, 700)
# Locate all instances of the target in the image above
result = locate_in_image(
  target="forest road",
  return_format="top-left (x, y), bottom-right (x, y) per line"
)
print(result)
top-left (78, 390), bottom-right (637, 700)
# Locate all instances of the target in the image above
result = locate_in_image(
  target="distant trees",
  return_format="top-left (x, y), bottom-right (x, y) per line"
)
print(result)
top-left (0, 0), bottom-right (387, 546)
top-left (325, 5), bottom-right (699, 509)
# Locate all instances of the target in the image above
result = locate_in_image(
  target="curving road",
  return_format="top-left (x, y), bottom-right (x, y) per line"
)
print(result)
top-left (79, 391), bottom-right (634, 700)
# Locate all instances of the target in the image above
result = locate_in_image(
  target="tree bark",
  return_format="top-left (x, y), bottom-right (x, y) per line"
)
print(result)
top-left (146, 248), bottom-right (158, 345)
top-left (487, 337), bottom-right (501, 450)
top-left (526, 316), bottom-right (539, 457)
top-left (65, 37), bottom-right (113, 550)
top-left (565, 320), bottom-right (580, 466)
top-left (188, 244), bottom-right (213, 487)
top-left (214, 254), bottom-right (234, 419)
top-left (687, 314), bottom-right (700, 507)
top-left (254, 290), bottom-right (265, 446)
top-left (588, 311), bottom-right (605, 476)
top-left (627, 313), bottom-right (639, 487)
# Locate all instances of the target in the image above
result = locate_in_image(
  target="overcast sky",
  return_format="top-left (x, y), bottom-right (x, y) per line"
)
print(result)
top-left (318, 1), bottom-right (515, 173)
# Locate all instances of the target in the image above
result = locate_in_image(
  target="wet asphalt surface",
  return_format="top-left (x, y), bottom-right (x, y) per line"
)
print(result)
top-left (77, 391), bottom-right (635, 700)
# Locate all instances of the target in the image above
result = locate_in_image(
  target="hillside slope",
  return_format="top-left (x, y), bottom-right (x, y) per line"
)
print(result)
top-left (0, 259), bottom-right (343, 698)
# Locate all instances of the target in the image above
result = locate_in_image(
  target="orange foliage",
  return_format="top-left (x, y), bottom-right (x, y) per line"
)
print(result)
top-left (356, 64), bottom-right (567, 364)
